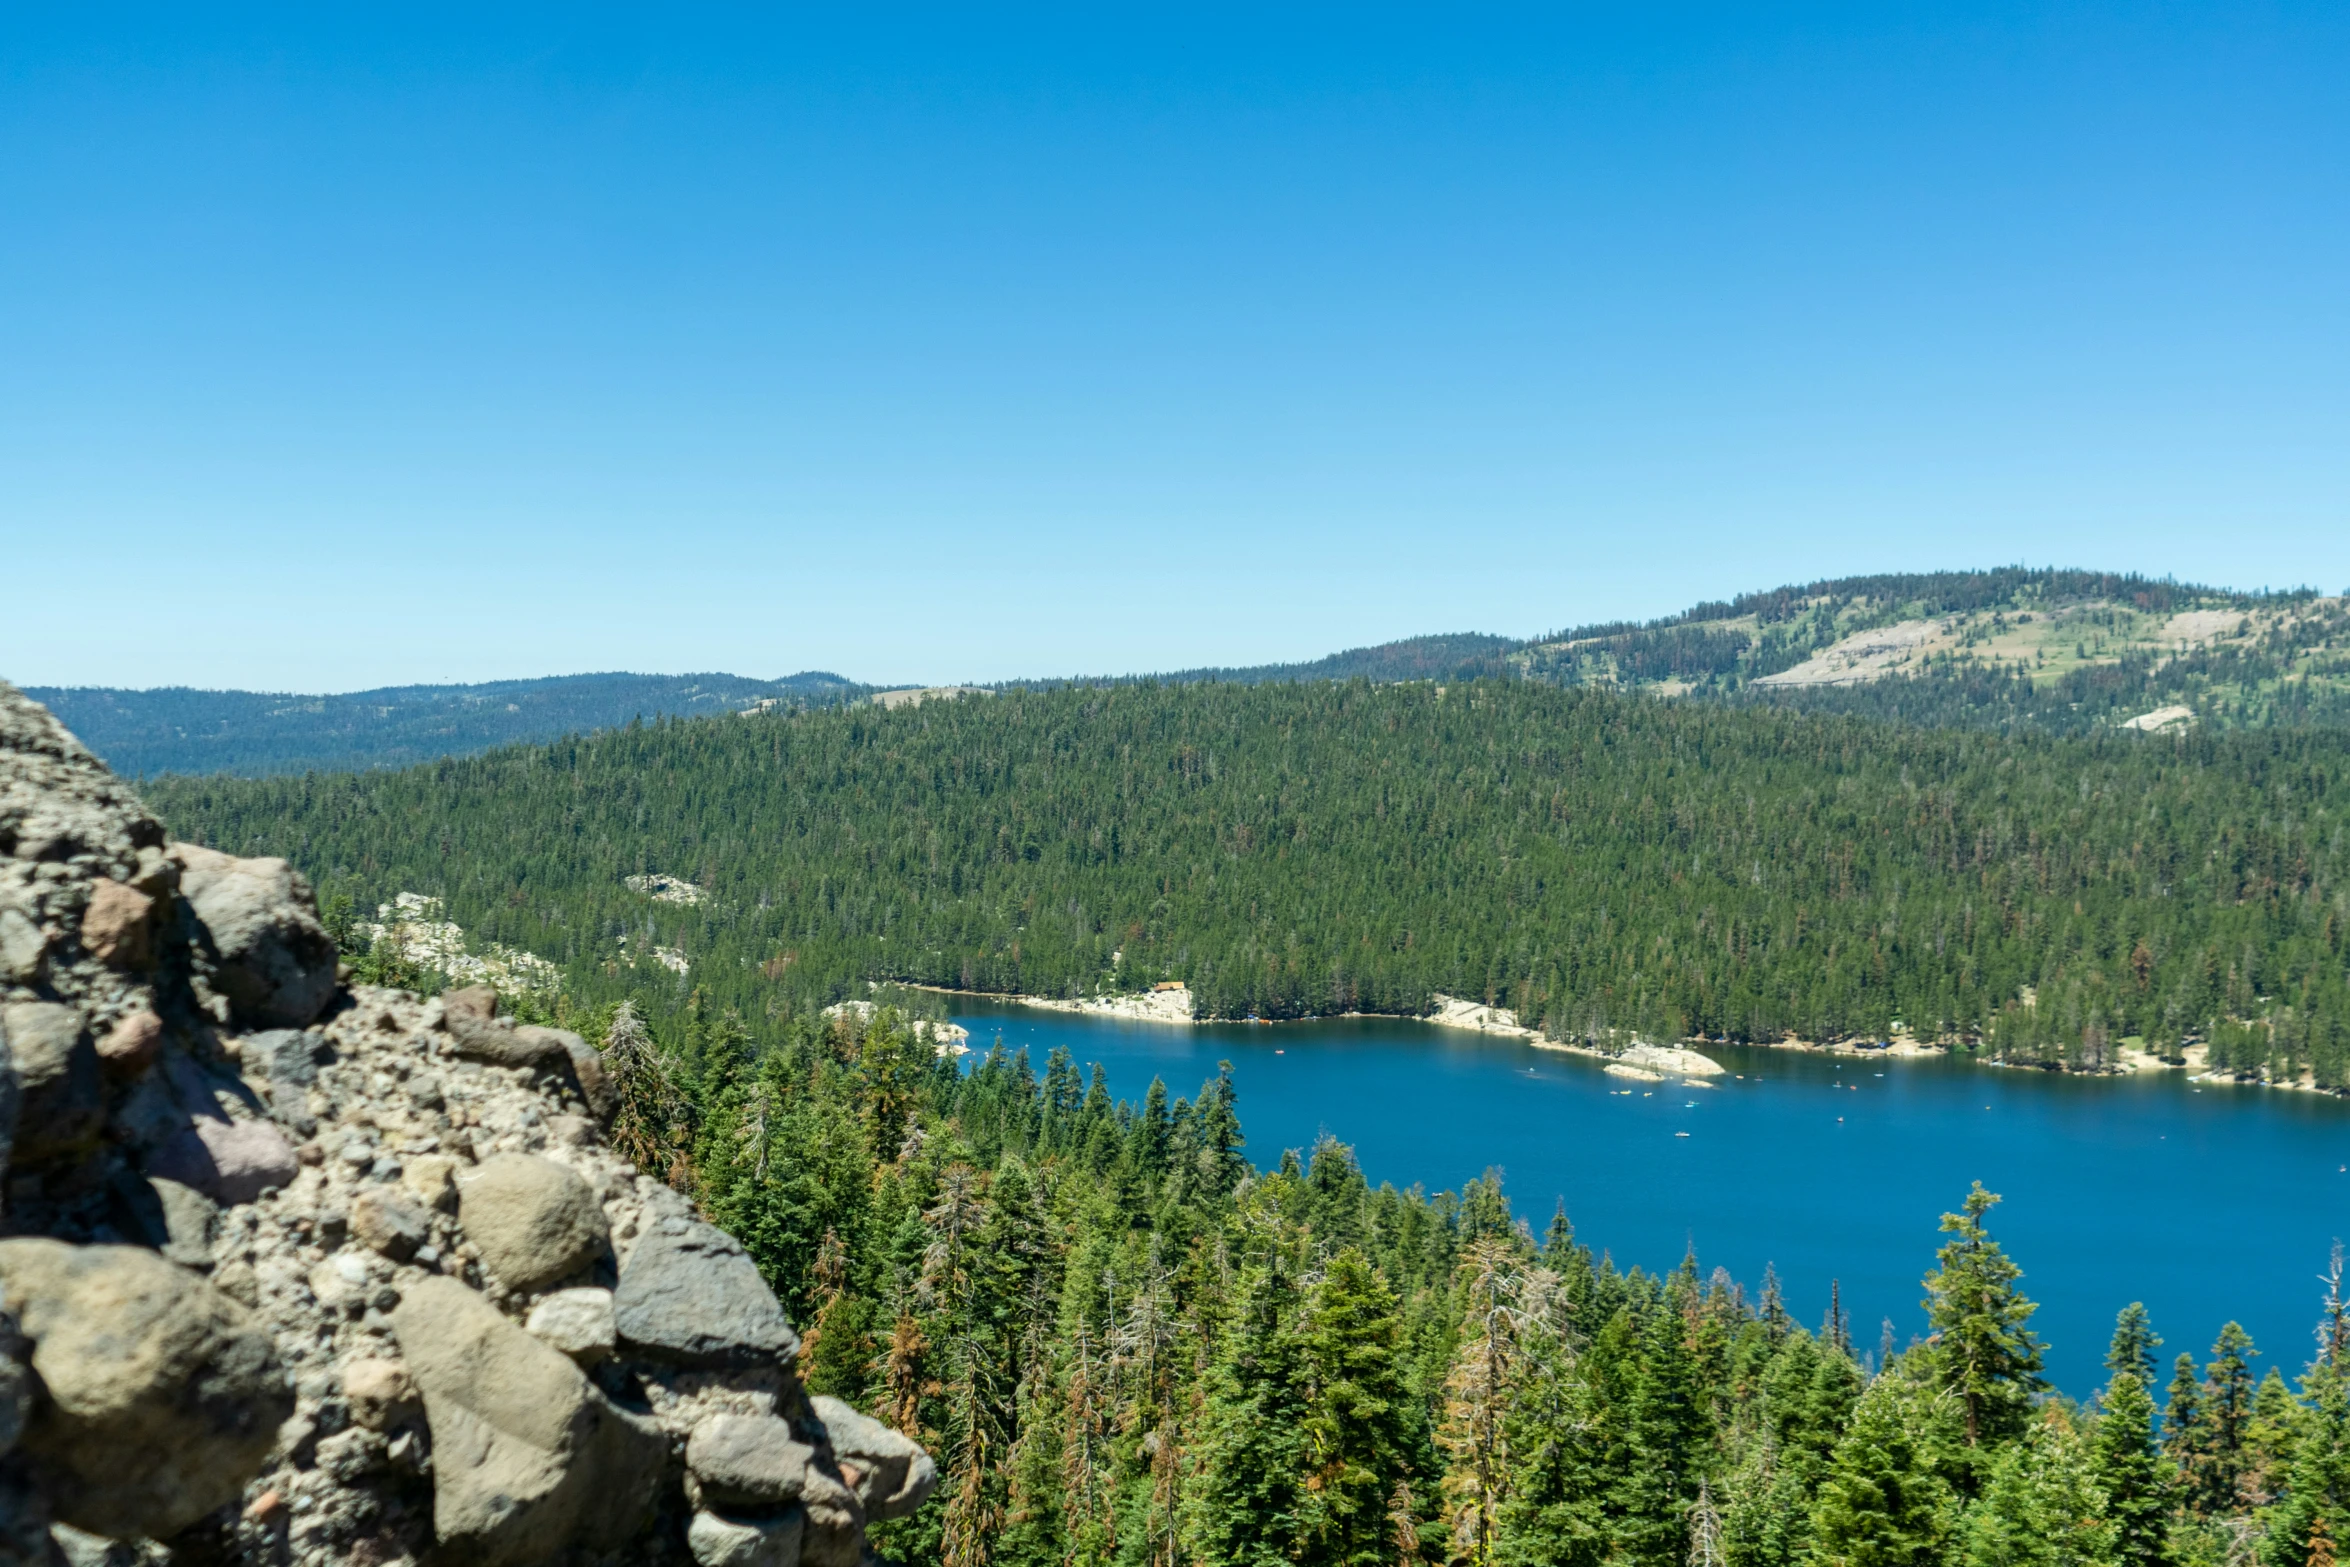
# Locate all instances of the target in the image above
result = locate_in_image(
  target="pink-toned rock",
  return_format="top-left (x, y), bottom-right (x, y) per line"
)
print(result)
top-left (79, 879), bottom-right (157, 969)
top-left (98, 1010), bottom-right (164, 1075)
top-left (148, 1118), bottom-right (299, 1206)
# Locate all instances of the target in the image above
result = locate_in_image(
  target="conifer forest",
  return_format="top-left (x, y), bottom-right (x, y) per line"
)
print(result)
top-left (156, 678), bottom-right (2350, 1083)
top-left (572, 994), bottom-right (2350, 1567)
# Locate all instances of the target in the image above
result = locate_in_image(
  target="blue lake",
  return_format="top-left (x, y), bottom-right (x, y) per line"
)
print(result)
top-left (949, 999), bottom-right (2350, 1394)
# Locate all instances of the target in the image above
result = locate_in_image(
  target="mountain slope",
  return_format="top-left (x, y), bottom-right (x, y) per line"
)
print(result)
top-left (28, 669), bottom-right (868, 777)
top-left (1517, 568), bottom-right (2350, 733)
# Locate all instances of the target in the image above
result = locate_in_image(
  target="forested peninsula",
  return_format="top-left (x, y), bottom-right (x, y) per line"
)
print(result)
top-left (153, 679), bottom-right (2350, 1087)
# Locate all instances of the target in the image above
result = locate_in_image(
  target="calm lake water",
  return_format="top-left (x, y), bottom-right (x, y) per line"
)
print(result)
top-left (950, 999), bottom-right (2350, 1394)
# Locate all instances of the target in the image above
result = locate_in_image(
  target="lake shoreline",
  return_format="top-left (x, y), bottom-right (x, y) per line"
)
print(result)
top-left (915, 984), bottom-right (2343, 1099)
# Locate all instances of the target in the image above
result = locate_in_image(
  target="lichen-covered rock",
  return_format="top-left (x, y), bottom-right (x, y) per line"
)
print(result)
top-left (616, 1217), bottom-right (800, 1368)
top-left (0, 1239), bottom-right (291, 1540)
top-left (808, 1394), bottom-right (938, 1520)
top-left (169, 843), bottom-right (337, 1028)
top-left (457, 1154), bottom-right (608, 1293)
top-left (392, 1275), bottom-right (664, 1567)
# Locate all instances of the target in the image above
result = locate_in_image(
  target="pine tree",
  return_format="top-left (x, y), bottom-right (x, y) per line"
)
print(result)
top-left (2198, 1323), bottom-right (2262, 1514)
top-left (2109, 1304), bottom-right (2164, 1386)
top-left (2243, 1368), bottom-right (2302, 1507)
top-left (1922, 1183), bottom-right (2045, 1451)
top-left (2264, 1358), bottom-right (2350, 1567)
top-left (1300, 1248), bottom-right (1416, 1567)
top-left (1759, 1266), bottom-right (1793, 1341)
top-left (1959, 1410), bottom-right (2109, 1567)
top-left (1495, 1274), bottom-right (1607, 1567)
top-left (2093, 1371), bottom-right (2174, 1567)
top-left (1810, 1372), bottom-right (1958, 1567)
top-left (1613, 1284), bottom-right (1713, 1567)
top-left (1191, 1257), bottom-right (1312, 1567)
top-left (2164, 1352), bottom-right (2206, 1476)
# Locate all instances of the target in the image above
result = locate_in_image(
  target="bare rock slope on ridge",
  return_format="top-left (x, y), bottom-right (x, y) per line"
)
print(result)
top-left (0, 680), bottom-right (933, 1567)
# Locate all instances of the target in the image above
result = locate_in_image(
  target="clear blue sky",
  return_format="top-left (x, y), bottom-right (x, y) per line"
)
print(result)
top-left (4, 5), bottom-right (2344, 691)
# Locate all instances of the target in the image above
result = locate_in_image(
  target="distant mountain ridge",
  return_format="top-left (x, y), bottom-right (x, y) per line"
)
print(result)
top-left (28, 567), bottom-right (2350, 777)
top-left (1103, 631), bottom-right (1519, 687)
top-left (28, 670), bottom-right (866, 778)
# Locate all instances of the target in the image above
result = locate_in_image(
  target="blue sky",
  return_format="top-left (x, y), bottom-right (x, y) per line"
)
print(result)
top-left (4, 5), bottom-right (2344, 691)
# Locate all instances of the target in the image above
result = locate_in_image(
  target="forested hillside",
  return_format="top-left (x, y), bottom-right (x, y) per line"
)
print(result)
top-left (33, 669), bottom-right (866, 777)
top-left (566, 994), bottom-right (2350, 1567)
top-left (1520, 569), bottom-right (2350, 735)
top-left (152, 679), bottom-right (2350, 1085)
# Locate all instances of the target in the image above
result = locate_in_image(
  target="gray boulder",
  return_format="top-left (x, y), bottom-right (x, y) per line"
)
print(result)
top-left (451, 1024), bottom-right (609, 1118)
top-left (0, 1238), bottom-right (291, 1540)
top-left (614, 1217), bottom-right (799, 1368)
top-left (0, 915), bottom-right (42, 987)
top-left (1, 1004), bottom-right (101, 1168)
top-left (687, 1413), bottom-right (812, 1506)
top-left (240, 1028), bottom-right (324, 1088)
top-left (687, 1508), bottom-right (805, 1567)
top-left (808, 1395), bottom-right (937, 1520)
top-left (170, 843), bottom-right (338, 1028)
top-left (526, 1027), bottom-right (613, 1120)
top-left (391, 1275), bottom-right (663, 1567)
top-left (441, 992), bottom-right (609, 1117)
top-left (457, 1155), bottom-right (609, 1293)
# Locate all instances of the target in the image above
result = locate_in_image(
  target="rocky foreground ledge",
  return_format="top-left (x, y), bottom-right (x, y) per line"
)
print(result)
top-left (0, 681), bottom-right (934, 1567)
